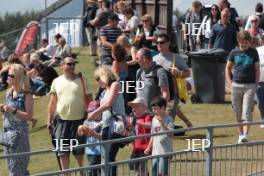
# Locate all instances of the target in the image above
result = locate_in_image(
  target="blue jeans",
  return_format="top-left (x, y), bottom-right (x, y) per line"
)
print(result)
top-left (32, 79), bottom-right (49, 95)
top-left (86, 155), bottom-right (101, 176)
top-left (152, 157), bottom-right (170, 176)
top-left (256, 82), bottom-right (264, 120)
top-left (102, 127), bottom-right (120, 176)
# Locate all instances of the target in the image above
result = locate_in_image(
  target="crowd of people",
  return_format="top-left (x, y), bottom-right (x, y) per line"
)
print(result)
top-left (1, 0), bottom-right (264, 175)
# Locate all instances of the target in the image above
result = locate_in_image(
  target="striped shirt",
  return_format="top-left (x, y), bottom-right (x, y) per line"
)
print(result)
top-left (100, 25), bottom-right (122, 57)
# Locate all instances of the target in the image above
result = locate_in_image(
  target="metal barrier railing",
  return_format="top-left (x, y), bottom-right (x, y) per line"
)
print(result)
top-left (1, 122), bottom-right (264, 176)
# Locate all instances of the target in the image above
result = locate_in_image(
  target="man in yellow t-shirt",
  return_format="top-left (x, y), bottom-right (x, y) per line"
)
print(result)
top-left (47, 56), bottom-right (92, 171)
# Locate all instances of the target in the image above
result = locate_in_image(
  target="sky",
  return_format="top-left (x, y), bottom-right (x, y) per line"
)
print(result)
top-left (0, 0), bottom-right (260, 16)
top-left (0, 0), bottom-right (57, 15)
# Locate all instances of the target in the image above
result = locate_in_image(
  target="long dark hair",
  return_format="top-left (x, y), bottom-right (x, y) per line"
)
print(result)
top-left (210, 4), bottom-right (221, 27)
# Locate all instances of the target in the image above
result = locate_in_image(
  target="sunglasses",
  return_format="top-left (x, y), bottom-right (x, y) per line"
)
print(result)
top-left (8, 74), bottom-right (15, 78)
top-left (251, 20), bottom-right (259, 23)
top-left (157, 41), bottom-right (166, 45)
top-left (65, 62), bottom-right (76, 66)
top-left (211, 8), bottom-right (217, 11)
top-left (95, 77), bottom-right (100, 81)
top-left (142, 20), bottom-right (148, 23)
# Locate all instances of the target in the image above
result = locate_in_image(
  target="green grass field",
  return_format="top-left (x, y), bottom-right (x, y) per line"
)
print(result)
top-left (0, 47), bottom-right (263, 175)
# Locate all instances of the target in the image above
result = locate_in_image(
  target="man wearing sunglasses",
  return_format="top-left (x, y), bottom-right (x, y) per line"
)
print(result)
top-left (47, 56), bottom-right (92, 173)
top-left (153, 33), bottom-right (193, 128)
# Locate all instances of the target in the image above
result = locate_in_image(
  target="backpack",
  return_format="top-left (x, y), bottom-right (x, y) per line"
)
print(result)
top-left (136, 64), bottom-right (175, 100)
top-left (83, 5), bottom-right (98, 27)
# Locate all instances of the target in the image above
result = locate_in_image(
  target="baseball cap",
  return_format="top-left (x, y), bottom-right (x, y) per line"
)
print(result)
top-left (108, 13), bottom-right (121, 21)
top-left (128, 97), bottom-right (147, 107)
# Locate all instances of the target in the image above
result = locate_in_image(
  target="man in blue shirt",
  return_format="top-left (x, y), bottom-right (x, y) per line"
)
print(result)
top-left (209, 8), bottom-right (237, 52)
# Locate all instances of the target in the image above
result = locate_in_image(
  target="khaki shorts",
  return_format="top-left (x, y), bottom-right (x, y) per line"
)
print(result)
top-left (231, 82), bottom-right (256, 123)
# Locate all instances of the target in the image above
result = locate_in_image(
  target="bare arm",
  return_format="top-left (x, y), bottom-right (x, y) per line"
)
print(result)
top-left (0, 65), bottom-right (10, 75)
top-left (136, 121), bottom-right (151, 129)
top-left (100, 36), bottom-right (113, 49)
top-left (160, 86), bottom-right (170, 102)
top-left (112, 61), bottom-right (119, 74)
top-left (144, 137), bottom-right (153, 155)
top-left (88, 82), bottom-right (120, 120)
top-left (225, 60), bottom-right (233, 85)
top-left (3, 93), bottom-right (33, 121)
top-left (89, 129), bottom-right (102, 140)
top-left (170, 68), bottom-right (191, 78)
top-left (127, 47), bottom-right (138, 65)
top-left (146, 36), bottom-right (157, 43)
top-left (47, 94), bottom-right (57, 127)
top-left (90, 17), bottom-right (99, 27)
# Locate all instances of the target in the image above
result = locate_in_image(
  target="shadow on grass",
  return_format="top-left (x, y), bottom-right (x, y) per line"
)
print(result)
top-left (30, 125), bottom-right (47, 133)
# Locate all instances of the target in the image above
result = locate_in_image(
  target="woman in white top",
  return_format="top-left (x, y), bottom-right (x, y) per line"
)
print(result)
top-left (197, 4), bottom-right (220, 49)
top-left (123, 7), bottom-right (140, 43)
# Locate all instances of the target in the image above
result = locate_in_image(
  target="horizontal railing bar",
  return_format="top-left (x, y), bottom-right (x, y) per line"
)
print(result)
top-left (1, 122), bottom-right (263, 159)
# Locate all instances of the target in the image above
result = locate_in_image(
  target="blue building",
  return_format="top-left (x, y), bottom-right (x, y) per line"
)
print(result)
top-left (40, 0), bottom-right (85, 47)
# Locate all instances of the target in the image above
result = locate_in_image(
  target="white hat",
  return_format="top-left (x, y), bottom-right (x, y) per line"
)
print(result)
top-left (128, 97), bottom-right (147, 107)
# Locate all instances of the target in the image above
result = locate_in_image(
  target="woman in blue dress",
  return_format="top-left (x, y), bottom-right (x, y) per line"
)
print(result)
top-left (0, 64), bottom-right (36, 176)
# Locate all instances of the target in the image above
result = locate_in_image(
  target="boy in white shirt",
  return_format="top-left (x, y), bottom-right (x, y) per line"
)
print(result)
top-left (144, 96), bottom-right (174, 176)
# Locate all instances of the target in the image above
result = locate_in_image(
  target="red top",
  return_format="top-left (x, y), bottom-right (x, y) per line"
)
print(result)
top-left (133, 114), bottom-right (152, 152)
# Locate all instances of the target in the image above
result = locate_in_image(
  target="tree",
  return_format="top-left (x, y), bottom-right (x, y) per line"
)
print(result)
top-left (0, 10), bottom-right (42, 51)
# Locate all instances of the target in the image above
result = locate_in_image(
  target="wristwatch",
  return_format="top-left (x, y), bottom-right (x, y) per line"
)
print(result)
top-left (12, 108), bottom-right (17, 115)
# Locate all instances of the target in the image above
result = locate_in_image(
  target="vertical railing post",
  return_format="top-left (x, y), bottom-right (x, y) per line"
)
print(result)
top-left (46, 18), bottom-right (49, 43)
top-left (101, 142), bottom-right (109, 176)
top-left (206, 127), bottom-right (213, 176)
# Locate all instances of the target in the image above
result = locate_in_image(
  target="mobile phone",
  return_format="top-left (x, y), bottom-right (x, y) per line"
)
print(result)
top-left (138, 24), bottom-right (144, 33)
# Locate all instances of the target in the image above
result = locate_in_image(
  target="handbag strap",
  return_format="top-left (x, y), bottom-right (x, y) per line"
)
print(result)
top-left (172, 53), bottom-right (176, 68)
top-left (78, 72), bottom-right (88, 107)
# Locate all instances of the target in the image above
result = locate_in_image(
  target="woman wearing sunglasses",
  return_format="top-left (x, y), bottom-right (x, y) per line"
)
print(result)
top-left (134, 14), bottom-right (159, 52)
top-left (88, 65), bottom-right (125, 176)
top-left (0, 64), bottom-right (36, 175)
top-left (197, 4), bottom-right (221, 49)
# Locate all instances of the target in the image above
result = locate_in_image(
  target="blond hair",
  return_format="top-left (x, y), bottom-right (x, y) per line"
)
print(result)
top-left (10, 64), bottom-right (31, 93)
top-left (249, 15), bottom-right (260, 22)
top-left (94, 65), bottom-right (119, 87)
top-left (142, 14), bottom-right (154, 26)
top-left (30, 53), bottom-right (40, 62)
top-left (117, 35), bottom-right (131, 48)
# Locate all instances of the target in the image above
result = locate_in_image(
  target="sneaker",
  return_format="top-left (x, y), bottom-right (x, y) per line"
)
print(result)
top-left (241, 135), bottom-right (248, 143)
top-left (238, 134), bottom-right (248, 143)
top-left (238, 134), bottom-right (244, 143)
